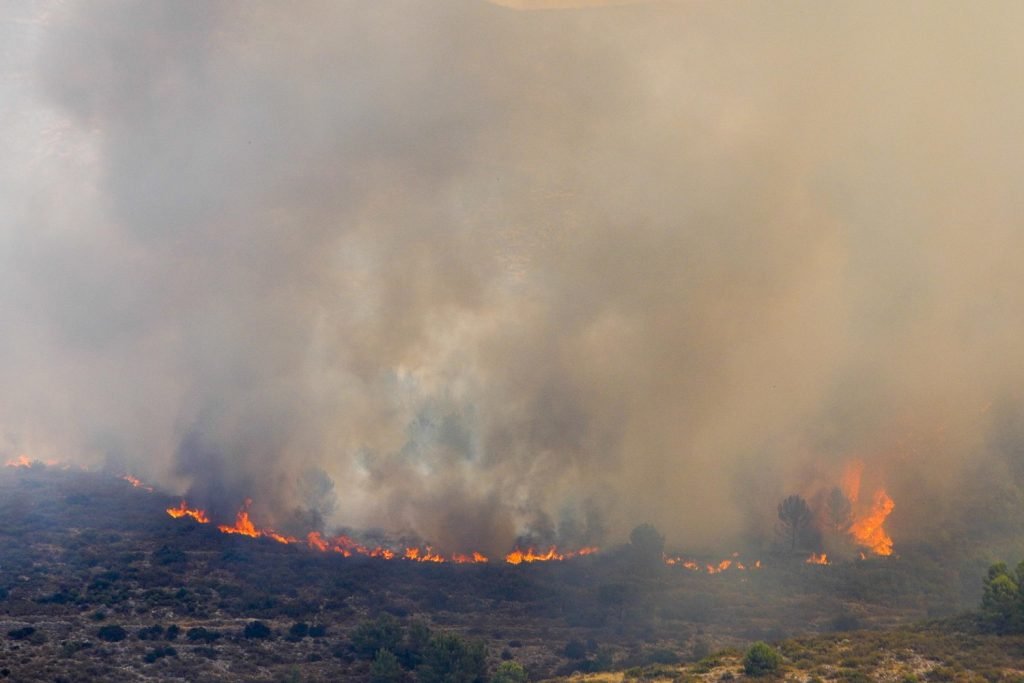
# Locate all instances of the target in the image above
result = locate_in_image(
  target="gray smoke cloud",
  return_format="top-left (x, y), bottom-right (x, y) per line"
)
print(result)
top-left (3, 0), bottom-right (1024, 555)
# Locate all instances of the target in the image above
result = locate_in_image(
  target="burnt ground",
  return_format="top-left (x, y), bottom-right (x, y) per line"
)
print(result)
top-left (0, 466), bottom-right (993, 682)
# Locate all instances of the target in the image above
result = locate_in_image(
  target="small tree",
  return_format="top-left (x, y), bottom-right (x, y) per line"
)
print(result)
top-left (243, 621), bottom-right (272, 639)
top-left (370, 648), bottom-right (405, 683)
top-left (352, 615), bottom-right (404, 660)
top-left (418, 632), bottom-right (488, 683)
top-left (629, 523), bottom-right (665, 569)
top-left (981, 562), bottom-right (1022, 633)
top-left (97, 625), bottom-right (127, 642)
top-left (777, 494), bottom-right (813, 551)
top-left (743, 641), bottom-right (782, 676)
top-left (825, 487), bottom-right (853, 535)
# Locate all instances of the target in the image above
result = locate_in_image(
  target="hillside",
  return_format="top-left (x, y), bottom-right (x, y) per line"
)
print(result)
top-left (0, 465), bottom-right (1012, 682)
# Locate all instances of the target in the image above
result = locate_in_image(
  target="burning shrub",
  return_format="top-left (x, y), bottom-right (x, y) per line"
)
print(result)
top-left (744, 642), bottom-right (783, 676)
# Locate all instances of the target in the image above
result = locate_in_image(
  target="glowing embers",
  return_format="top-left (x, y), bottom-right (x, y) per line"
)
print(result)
top-left (805, 552), bottom-right (829, 565)
top-left (663, 553), bottom-right (761, 573)
top-left (121, 474), bottom-right (154, 492)
top-left (504, 546), bottom-right (599, 565)
top-left (165, 500), bottom-right (210, 524)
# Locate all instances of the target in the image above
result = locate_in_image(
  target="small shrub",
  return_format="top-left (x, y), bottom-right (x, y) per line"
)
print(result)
top-left (243, 620), bottom-right (272, 639)
top-left (370, 648), bottom-right (404, 683)
top-left (186, 626), bottom-right (221, 643)
top-left (564, 639), bottom-right (587, 660)
top-left (492, 661), bottom-right (528, 683)
top-left (137, 625), bottom-right (164, 640)
top-left (7, 627), bottom-right (35, 641)
top-left (744, 642), bottom-right (783, 677)
top-left (97, 625), bottom-right (127, 642)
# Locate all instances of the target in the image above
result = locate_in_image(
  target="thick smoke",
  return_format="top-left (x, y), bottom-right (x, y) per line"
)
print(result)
top-left (3, 0), bottom-right (1024, 554)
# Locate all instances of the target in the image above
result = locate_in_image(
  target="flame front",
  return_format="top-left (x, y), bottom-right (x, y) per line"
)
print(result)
top-left (504, 546), bottom-right (599, 565)
top-left (122, 474), bottom-right (154, 492)
top-left (218, 500), bottom-right (296, 545)
top-left (166, 500), bottom-right (209, 524)
top-left (805, 552), bottom-right (829, 565)
top-left (848, 489), bottom-right (895, 556)
top-left (4, 455), bottom-right (33, 468)
top-left (837, 459), bottom-right (895, 556)
top-left (663, 553), bottom-right (762, 573)
top-left (167, 498), bottom-right (592, 564)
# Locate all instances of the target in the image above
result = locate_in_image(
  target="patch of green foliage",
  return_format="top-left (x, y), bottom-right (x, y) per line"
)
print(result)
top-left (743, 641), bottom-right (783, 676)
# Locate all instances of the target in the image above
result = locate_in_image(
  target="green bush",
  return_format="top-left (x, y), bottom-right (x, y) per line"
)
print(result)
top-left (492, 661), bottom-right (528, 683)
top-left (418, 632), bottom-right (488, 683)
top-left (353, 615), bottom-right (403, 660)
top-left (744, 642), bottom-right (783, 676)
top-left (370, 648), bottom-right (404, 683)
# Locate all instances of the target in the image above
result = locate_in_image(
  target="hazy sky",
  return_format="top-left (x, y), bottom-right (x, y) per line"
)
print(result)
top-left (3, 1), bottom-right (1024, 553)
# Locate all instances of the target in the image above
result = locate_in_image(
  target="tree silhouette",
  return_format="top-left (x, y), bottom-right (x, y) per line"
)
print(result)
top-left (825, 487), bottom-right (853, 535)
top-left (777, 494), bottom-right (813, 551)
top-left (628, 523), bottom-right (665, 570)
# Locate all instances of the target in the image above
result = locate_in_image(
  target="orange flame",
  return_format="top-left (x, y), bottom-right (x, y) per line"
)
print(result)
top-left (504, 545), bottom-right (599, 565)
top-left (452, 552), bottom-right (489, 564)
top-left (217, 500), bottom-right (296, 545)
top-left (663, 553), bottom-right (762, 573)
top-left (166, 500), bottom-right (209, 524)
top-left (805, 552), bottom-right (829, 565)
top-left (4, 455), bottom-right (33, 468)
top-left (849, 489), bottom-right (894, 556)
top-left (841, 459), bottom-right (864, 503)
top-left (122, 474), bottom-right (154, 492)
top-left (165, 498), bottom-right (591, 566)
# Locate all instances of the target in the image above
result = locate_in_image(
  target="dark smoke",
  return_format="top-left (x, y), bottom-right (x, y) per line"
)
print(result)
top-left (3, 1), bottom-right (1024, 554)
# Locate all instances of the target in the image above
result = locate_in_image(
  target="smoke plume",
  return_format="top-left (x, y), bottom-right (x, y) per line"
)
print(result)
top-left (3, 0), bottom-right (1024, 554)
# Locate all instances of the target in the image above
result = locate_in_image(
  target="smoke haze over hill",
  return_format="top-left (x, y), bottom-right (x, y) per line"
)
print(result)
top-left (3, 0), bottom-right (1024, 554)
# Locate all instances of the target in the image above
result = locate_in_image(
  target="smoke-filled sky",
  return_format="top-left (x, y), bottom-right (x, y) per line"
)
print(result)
top-left (3, 0), bottom-right (1024, 554)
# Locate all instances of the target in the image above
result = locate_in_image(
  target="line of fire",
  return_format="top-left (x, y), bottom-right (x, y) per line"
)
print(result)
top-left (8, 455), bottom-right (894, 569)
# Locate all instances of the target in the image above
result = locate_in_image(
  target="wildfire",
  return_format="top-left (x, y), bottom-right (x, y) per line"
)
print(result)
top-left (218, 500), bottom-right (296, 545)
top-left (849, 490), bottom-right (895, 556)
top-left (840, 460), bottom-right (895, 556)
top-left (122, 474), bottom-right (154, 492)
top-left (4, 455), bottom-right (33, 468)
top-left (805, 552), bottom-right (829, 565)
top-left (663, 553), bottom-right (762, 573)
top-left (165, 500), bottom-right (210, 524)
top-left (166, 498), bottom-right (594, 565)
top-left (504, 546), bottom-right (599, 565)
